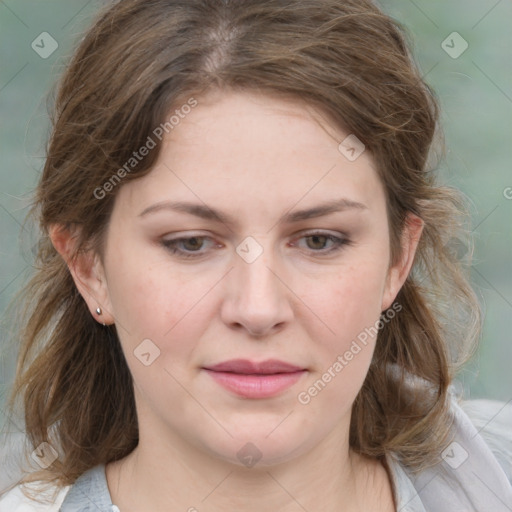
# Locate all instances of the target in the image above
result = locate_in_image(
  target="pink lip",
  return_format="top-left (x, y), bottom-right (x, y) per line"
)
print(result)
top-left (205, 359), bottom-right (303, 374)
top-left (202, 359), bottom-right (307, 399)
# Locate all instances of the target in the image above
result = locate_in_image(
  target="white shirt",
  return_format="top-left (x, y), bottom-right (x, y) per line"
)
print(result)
top-left (1, 391), bottom-right (511, 511)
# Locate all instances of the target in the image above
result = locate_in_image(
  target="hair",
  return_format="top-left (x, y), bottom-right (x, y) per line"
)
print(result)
top-left (2, 0), bottom-right (481, 497)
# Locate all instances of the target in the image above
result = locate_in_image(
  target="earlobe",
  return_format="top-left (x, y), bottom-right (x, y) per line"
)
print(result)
top-left (381, 213), bottom-right (424, 311)
top-left (48, 224), bottom-right (115, 325)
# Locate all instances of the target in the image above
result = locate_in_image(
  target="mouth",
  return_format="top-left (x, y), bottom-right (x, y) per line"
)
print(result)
top-left (202, 359), bottom-right (307, 399)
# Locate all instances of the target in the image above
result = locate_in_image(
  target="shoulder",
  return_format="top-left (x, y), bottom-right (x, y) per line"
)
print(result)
top-left (0, 483), bottom-right (70, 512)
top-left (0, 465), bottom-right (111, 512)
top-left (387, 384), bottom-right (512, 511)
top-left (457, 394), bottom-right (512, 483)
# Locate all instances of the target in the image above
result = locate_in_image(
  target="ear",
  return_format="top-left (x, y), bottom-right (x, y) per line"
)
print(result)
top-left (381, 212), bottom-right (424, 311)
top-left (49, 224), bottom-right (115, 325)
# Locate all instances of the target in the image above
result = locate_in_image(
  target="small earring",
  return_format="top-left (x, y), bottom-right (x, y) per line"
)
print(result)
top-left (95, 307), bottom-right (106, 326)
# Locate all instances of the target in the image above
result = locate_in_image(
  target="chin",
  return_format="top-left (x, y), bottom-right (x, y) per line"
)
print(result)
top-left (198, 427), bottom-right (312, 469)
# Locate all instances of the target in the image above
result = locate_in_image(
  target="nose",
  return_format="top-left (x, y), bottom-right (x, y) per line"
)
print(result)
top-left (220, 242), bottom-right (294, 338)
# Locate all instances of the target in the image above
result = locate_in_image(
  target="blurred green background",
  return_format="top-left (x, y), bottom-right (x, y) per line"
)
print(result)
top-left (0, 0), bottom-right (511, 436)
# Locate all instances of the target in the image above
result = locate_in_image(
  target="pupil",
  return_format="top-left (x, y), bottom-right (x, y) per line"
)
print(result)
top-left (185, 237), bottom-right (202, 250)
top-left (309, 235), bottom-right (326, 249)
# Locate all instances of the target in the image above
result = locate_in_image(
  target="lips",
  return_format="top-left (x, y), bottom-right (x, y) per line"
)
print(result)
top-left (202, 359), bottom-right (307, 399)
top-left (204, 359), bottom-right (304, 375)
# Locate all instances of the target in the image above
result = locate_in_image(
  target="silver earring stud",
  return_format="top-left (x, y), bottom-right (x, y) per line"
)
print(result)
top-left (96, 307), bottom-right (106, 326)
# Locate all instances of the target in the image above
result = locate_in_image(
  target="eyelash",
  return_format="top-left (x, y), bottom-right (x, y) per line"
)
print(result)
top-left (160, 231), bottom-right (351, 259)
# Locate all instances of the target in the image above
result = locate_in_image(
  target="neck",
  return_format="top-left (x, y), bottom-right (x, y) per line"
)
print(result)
top-left (106, 424), bottom-right (393, 512)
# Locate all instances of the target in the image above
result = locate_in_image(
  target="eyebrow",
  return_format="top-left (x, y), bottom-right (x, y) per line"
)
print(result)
top-left (138, 198), bottom-right (368, 226)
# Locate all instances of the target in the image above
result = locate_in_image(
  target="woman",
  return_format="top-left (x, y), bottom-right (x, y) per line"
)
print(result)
top-left (1, 0), bottom-right (511, 510)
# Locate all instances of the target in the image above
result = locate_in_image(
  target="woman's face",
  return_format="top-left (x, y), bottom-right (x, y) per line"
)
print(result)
top-left (61, 90), bottom-right (422, 467)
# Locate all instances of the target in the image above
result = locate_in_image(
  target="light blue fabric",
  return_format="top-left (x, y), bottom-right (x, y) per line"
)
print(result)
top-left (58, 465), bottom-right (117, 512)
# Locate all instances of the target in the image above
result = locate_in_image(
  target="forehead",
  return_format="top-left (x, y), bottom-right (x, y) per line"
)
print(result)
top-left (115, 90), bottom-right (383, 219)
top-left (167, 89), bottom-right (348, 155)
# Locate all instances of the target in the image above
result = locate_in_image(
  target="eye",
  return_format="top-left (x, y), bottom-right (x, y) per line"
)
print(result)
top-left (291, 231), bottom-right (351, 255)
top-left (161, 235), bottom-right (219, 259)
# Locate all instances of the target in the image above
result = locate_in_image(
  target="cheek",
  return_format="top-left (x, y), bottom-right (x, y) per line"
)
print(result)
top-left (106, 245), bottom-right (198, 333)
top-left (105, 247), bottom-right (215, 373)
top-left (106, 256), bottom-right (213, 404)
top-left (297, 257), bottom-right (389, 404)
top-left (308, 259), bottom-right (388, 344)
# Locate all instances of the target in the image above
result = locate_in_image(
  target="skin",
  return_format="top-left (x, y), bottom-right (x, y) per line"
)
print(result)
top-left (50, 89), bottom-right (423, 511)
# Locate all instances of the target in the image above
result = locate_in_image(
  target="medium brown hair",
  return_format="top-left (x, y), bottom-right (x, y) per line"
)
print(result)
top-left (3, 0), bottom-right (481, 494)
